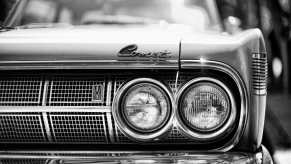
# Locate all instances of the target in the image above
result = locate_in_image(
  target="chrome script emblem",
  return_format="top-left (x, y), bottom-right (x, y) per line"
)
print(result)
top-left (92, 84), bottom-right (104, 102)
top-left (118, 44), bottom-right (171, 59)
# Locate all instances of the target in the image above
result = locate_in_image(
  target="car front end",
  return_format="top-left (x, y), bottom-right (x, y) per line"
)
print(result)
top-left (0, 0), bottom-right (272, 163)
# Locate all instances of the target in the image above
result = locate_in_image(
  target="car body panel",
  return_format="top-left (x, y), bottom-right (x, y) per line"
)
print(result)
top-left (0, 26), bottom-right (184, 69)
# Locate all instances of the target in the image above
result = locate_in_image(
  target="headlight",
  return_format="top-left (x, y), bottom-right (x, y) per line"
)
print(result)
top-left (177, 77), bottom-right (236, 140)
top-left (121, 83), bottom-right (170, 132)
top-left (180, 82), bottom-right (230, 131)
top-left (113, 78), bottom-right (174, 141)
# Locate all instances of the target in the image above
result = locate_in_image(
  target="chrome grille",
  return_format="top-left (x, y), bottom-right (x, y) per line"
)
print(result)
top-left (0, 114), bottom-right (46, 143)
top-left (0, 71), bottom-right (204, 144)
top-left (49, 113), bottom-right (108, 143)
top-left (0, 75), bottom-right (42, 106)
top-left (252, 53), bottom-right (267, 95)
top-left (48, 75), bottom-right (107, 106)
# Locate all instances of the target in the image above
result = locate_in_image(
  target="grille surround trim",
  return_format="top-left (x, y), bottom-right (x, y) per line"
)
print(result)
top-left (0, 65), bottom-right (246, 151)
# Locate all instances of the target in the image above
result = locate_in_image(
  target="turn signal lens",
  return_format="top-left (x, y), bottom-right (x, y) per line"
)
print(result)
top-left (121, 83), bottom-right (171, 132)
top-left (180, 82), bottom-right (230, 132)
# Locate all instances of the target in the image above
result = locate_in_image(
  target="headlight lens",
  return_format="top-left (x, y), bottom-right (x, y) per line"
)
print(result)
top-left (179, 82), bottom-right (230, 132)
top-left (121, 83), bottom-right (171, 132)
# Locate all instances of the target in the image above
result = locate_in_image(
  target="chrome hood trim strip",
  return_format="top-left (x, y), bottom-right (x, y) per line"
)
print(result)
top-left (0, 60), bottom-right (179, 70)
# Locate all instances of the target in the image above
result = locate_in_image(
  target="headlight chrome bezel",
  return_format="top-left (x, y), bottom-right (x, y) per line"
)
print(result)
top-left (176, 77), bottom-right (237, 141)
top-left (112, 78), bottom-right (175, 142)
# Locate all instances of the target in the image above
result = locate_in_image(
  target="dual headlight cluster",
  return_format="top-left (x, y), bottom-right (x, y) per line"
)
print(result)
top-left (113, 77), bottom-right (236, 142)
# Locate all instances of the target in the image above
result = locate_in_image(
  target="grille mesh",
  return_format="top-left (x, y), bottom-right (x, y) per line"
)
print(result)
top-left (0, 159), bottom-right (48, 164)
top-left (166, 127), bottom-right (189, 142)
top-left (49, 113), bottom-right (108, 143)
top-left (0, 114), bottom-right (46, 143)
top-left (48, 75), bottom-right (107, 106)
top-left (113, 125), bottom-right (192, 144)
top-left (113, 125), bottom-right (194, 144)
top-left (114, 126), bottom-right (134, 143)
top-left (0, 75), bottom-right (42, 106)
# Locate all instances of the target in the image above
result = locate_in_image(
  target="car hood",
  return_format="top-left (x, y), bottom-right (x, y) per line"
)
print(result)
top-left (0, 25), bottom-right (184, 69)
top-left (0, 25), bottom-right (265, 70)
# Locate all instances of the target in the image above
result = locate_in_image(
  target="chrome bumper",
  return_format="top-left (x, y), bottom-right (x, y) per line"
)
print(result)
top-left (0, 147), bottom-right (272, 164)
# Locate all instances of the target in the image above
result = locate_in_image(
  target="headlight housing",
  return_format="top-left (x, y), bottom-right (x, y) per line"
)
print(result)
top-left (113, 78), bottom-right (174, 141)
top-left (177, 77), bottom-right (236, 141)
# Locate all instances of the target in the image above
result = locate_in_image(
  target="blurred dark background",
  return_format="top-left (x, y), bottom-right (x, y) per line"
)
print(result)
top-left (216, 0), bottom-right (291, 162)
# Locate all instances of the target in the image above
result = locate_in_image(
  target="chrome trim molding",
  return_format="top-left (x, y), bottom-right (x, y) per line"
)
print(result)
top-left (180, 60), bottom-right (247, 151)
top-left (0, 146), bottom-right (273, 164)
top-left (176, 77), bottom-right (237, 140)
top-left (252, 53), bottom-right (267, 95)
top-left (112, 78), bottom-right (175, 142)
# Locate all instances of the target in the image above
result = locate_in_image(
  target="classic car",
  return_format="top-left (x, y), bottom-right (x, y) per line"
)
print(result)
top-left (0, 0), bottom-right (272, 163)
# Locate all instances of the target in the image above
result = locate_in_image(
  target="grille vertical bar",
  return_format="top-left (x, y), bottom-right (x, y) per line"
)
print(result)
top-left (252, 53), bottom-right (267, 95)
